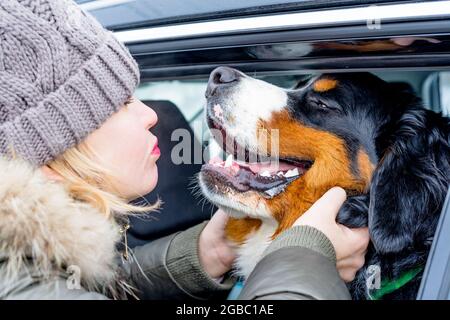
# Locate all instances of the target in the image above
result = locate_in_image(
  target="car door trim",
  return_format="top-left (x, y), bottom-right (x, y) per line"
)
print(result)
top-left (418, 187), bottom-right (450, 299)
top-left (115, 1), bottom-right (450, 44)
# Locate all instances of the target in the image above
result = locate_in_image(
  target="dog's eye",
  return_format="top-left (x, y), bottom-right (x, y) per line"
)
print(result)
top-left (310, 99), bottom-right (329, 110)
top-left (318, 102), bottom-right (328, 109)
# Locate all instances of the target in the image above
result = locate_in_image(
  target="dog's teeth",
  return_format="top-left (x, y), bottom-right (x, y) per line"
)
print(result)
top-left (236, 160), bottom-right (248, 168)
top-left (277, 171), bottom-right (284, 177)
top-left (214, 104), bottom-right (224, 120)
top-left (264, 185), bottom-right (285, 198)
top-left (265, 189), bottom-right (277, 198)
top-left (224, 154), bottom-right (233, 168)
top-left (260, 170), bottom-right (271, 177)
top-left (284, 168), bottom-right (299, 178)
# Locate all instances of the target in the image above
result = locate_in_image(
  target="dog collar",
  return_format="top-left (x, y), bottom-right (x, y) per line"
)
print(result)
top-left (227, 277), bottom-right (245, 300)
top-left (369, 266), bottom-right (423, 300)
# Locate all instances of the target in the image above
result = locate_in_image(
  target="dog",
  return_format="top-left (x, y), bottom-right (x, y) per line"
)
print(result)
top-left (198, 67), bottom-right (450, 300)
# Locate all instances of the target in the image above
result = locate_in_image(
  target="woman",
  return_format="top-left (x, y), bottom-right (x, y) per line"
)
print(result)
top-left (0, 0), bottom-right (369, 299)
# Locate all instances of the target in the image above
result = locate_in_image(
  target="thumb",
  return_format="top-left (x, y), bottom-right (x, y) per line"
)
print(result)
top-left (209, 209), bottom-right (230, 229)
top-left (304, 187), bottom-right (347, 220)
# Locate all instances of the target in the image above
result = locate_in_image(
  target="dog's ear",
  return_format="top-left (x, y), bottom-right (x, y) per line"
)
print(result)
top-left (369, 109), bottom-right (449, 254)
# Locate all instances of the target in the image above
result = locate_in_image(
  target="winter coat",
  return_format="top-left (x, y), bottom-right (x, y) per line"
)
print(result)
top-left (0, 157), bottom-right (350, 300)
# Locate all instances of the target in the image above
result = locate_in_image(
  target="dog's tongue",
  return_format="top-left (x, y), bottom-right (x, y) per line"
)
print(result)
top-left (208, 156), bottom-right (298, 175)
top-left (248, 161), bottom-right (297, 175)
top-left (208, 156), bottom-right (224, 166)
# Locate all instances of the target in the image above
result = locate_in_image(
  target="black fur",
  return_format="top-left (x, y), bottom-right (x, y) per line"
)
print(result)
top-left (290, 73), bottom-right (450, 300)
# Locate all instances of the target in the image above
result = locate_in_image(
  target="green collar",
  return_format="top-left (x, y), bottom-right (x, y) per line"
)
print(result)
top-left (369, 266), bottom-right (423, 300)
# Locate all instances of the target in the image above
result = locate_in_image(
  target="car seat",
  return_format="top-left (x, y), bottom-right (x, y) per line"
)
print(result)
top-left (127, 100), bottom-right (214, 247)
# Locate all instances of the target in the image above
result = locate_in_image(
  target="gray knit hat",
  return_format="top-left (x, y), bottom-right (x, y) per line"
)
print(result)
top-left (0, 0), bottom-right (140, 166)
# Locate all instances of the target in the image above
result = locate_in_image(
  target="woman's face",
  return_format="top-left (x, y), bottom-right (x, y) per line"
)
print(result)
top-left (84, 98), bottom-right (160, 200)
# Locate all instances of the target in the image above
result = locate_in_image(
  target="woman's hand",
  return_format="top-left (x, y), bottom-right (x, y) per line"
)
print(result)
top-left (294, 187), bottom-right (370, 282)
top-left (199, 210), bottom-right (237, 279)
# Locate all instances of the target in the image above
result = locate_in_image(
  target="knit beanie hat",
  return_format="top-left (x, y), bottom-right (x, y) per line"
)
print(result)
top-left (0, 0), bottom-right (140, 166)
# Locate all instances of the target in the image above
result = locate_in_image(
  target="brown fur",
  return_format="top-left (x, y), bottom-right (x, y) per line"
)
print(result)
top-left (225, 218), bottom-right (262, 244)
top-left (225, 110), bottom-right (375, 241)
top-left (357, 148), bottom-right (375, 185)
top-left (313, 78), bottom-right (338, 92)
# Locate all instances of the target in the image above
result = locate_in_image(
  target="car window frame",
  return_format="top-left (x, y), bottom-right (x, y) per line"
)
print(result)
top-left (418, 188), bottom-right (450, 300)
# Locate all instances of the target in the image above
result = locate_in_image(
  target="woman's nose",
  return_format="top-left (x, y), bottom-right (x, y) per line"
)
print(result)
top-left (136, 99), bottom-right (158, 129)
top-left (146, 106), bottom-right (158, 129)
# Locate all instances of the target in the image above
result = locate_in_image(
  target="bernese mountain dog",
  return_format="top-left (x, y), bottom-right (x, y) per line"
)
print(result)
top-left (199, 67), bottom-right (450, 300)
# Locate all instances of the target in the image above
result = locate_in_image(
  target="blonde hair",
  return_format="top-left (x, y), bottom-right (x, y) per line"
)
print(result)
top-left (47, 141), bottom-right (159, 218)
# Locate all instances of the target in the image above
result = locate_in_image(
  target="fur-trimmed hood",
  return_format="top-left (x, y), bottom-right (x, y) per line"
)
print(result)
top-left (0, 157), bottom-right (123, 294)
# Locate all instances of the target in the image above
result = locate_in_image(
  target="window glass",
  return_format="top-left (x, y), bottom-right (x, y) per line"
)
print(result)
top-left (439, 72), bottom-right (450, 117)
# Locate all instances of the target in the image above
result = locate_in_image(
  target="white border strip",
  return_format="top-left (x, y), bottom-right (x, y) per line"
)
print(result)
top-left (80, 0), bottom-right (134, 11)
top-left (114, 1), bottom-right (450, 44)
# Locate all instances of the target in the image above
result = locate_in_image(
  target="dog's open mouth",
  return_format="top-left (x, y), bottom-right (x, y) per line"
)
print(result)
top-left (202, 154), bottom-right (311, 199)
top-left (201, 113), bottom-right (312, 198)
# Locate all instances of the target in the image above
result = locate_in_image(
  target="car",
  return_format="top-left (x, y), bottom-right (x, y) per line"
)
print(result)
top-left (77, 0), bottom-right (450, 299)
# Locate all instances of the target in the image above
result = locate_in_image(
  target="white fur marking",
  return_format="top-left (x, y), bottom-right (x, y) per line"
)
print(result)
top-left (235, 219), bottom-right (278, 278)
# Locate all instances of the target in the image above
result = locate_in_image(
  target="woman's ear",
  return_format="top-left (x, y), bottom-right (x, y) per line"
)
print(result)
top-left (40, 165), bottom-right (64, 182)
top-left (368, 109), bottom-right (449, 254)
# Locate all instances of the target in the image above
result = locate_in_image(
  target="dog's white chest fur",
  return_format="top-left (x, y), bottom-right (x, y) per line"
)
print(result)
top-left (233, 220), bottom-right (278, 278)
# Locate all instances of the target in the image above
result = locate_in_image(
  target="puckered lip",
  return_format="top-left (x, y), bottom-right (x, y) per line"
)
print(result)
top-left (202, 113), bottom-right (312, 199)
top-left (150, 138), bottom-right (160, 157)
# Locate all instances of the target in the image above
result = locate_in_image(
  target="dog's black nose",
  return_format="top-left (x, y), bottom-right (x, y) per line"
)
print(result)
top-left (211, 66), bottom-right (239, 84)
top-left (205, 67), bottom-right (241, 98)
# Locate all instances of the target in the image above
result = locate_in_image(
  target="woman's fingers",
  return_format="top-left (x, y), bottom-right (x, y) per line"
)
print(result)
top-left (338, 226), bottom-right (370, 256)
top-left (338, 267), bottom-right (357, 283)
top-left (291, 187), bottom-right (370, 283)
top-left (353, 228), bottom-right (370, 253)
top-left (199, 209), bottom-right (236, 278)
top-left (208, 209), bottom-right (230, 236)
top-left (211, 209), bottom-right (229, 223)
top-left (303, 187), bottom-right (347, 220)
top-left (293, 187), bottom-right (347, 231)
top-left (337, 254), bottom-right (366, 282)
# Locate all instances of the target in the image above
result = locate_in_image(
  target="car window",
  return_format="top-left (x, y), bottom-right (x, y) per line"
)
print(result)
top-left (77, 0), bottom-right (313, 30)
top-left (417, 188), bottom-right (450, 299)
top-left (135, 80), bottom-right (207, 147)
top-left (420, 72), bottom-right (450, 117)
top-left (438, 72), bottom-right (450, 117)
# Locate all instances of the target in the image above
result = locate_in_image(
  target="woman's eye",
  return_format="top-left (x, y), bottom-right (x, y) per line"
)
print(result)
top-left (318, 102), bottom-right (328, 109)
top-left (125, 97), bottom-right (134, 106)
